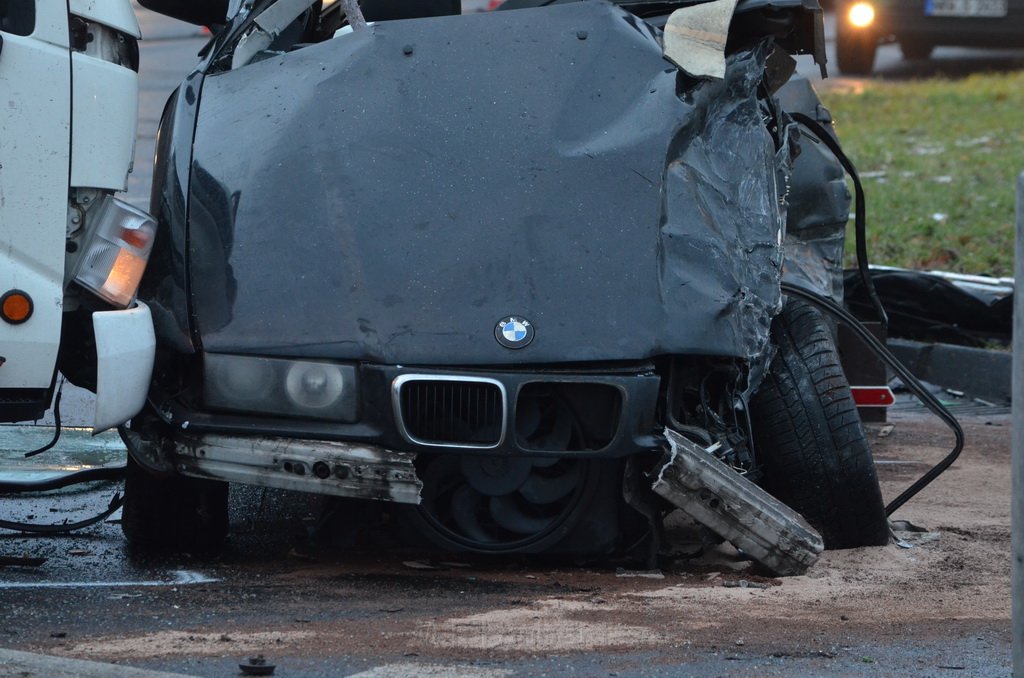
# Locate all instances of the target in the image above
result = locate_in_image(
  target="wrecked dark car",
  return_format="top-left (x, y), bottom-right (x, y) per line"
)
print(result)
top-left (125, 0), bottom-right (890, 567)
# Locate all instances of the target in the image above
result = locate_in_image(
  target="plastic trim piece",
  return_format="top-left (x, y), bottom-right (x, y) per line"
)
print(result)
top-left (391, 374), bottom-right (508, 450)
top-left (92, 301), bottom-right (155, 433)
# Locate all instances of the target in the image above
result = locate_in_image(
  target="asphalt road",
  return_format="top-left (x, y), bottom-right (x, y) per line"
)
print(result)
top-left (0, 410), bottom-right (1013, 676)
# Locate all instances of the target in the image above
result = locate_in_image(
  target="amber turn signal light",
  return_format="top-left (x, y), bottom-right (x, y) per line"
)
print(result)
top-left (1, 290), bottom-right (33, 324)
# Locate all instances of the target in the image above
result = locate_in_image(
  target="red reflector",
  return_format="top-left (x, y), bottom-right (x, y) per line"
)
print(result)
top-left (1, 290), bottom-right (33, 324)
top-left (850, 386), bottom-right (895, 407)
top-left (120, 227), bottom-right (151, 250)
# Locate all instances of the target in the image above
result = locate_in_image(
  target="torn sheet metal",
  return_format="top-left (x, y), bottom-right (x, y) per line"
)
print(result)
top-left (232, 0), bottom-right (316, 69)
top-left (777, 76), bottom-right (851, 303)
top-left (652, 428), bottom-right (823, 576)
top-left (663, 0), bottom-right (740, 79)
top-left (174, 434), bottom-right (422, 504)
top-left (182, 2), bottom-right (787, 366)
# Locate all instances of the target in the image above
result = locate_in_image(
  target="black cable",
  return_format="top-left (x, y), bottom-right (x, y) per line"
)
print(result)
top-left (789, 112), bottom-right (888, 328)
top-left (0, 465), bottom-right (126, 493)
top-left (781, 282), bottom-right (964, 516)
top-left (0, 492), bottom-right (123, 534)
top-left (23, 377), bottom-right (64, 458)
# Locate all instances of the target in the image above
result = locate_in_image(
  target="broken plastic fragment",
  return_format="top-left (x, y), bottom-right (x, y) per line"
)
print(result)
top-left (662, 0), bottom-right (740, 80)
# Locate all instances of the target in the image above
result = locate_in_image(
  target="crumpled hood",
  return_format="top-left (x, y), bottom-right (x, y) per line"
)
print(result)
top-left (187, 1), bottom-right (784, 365)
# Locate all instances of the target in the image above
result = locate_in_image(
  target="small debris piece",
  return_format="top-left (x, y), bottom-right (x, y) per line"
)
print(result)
top-left (878, 424), bottom-right (895, 438)
top-left (68, 549), bottom-right (92, 557)
top-left (402, 560), bottom-right (440, 570)
top-left (890, 520), bottom-right (927, 533)
top-left (705, 572), bottom-right (720, 581)
top-left (379, 607), bottom-right (404, 613)
top-left (239, 655), bottom-right (275, 676)
top-left (735, 639), bottom-right (745, 646)
top-left (0, 555), bottom-right (46, 567)
top-left (945, 388), bottom-right (965, 398)
top-left (722, 579), bottom-right (769, 589)
top-left (219, 634), bottom-right (233, 642)
top-left (50, 632), bottom-right (67, 639)
top-left (840, 615), bottom-right (850, 621)
top-left (615, 568), bottom-right (665, 579)
top-left (524, 574), bottom-right (537, 579)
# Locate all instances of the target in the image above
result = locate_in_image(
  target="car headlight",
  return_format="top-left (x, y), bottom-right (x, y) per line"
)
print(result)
top-left (203, 353), bottom-right (358, 422)
top-left (848, 2), bottom-right (876, 28)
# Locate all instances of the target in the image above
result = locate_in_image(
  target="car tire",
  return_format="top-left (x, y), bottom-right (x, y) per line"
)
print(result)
top-left (749, 299), bottom-right (890, 549)
top-left (836, 18), bottom-right (877, 75)
top-left (899, 38), bottom-right (934, 60)
top-left (121, 456), bottom-right (229, 552)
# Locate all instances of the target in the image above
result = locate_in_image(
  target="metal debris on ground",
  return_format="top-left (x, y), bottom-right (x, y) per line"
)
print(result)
top-left (722, 579), bottom-right (771, 589)
top-left (614, 568), bottom-right (665, 580)
top-left (652, 428), bottom-right (823, 576)
top-left (239, 655), bottom-right (275, 676)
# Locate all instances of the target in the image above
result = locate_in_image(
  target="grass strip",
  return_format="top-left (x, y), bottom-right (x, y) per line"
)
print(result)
top-left (819, 71), bottom-right (1024, 276)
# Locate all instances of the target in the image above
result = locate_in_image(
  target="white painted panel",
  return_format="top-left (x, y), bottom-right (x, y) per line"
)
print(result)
top-left (70, 53), bottom-right (138, 190)
top-left (68, 0), bottom-right (141, 37)
top-left (0, 28), bottom-right (71, 390)
top-left (93, 301), bottom-right (155, 432)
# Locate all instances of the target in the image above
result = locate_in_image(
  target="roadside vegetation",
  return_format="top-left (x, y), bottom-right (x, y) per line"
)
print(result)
top-left (819, 70), bottom-right (1023, 277)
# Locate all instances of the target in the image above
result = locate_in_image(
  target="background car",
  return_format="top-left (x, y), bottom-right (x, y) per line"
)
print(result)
top-left (836, 0), bottom-right (1024, 74)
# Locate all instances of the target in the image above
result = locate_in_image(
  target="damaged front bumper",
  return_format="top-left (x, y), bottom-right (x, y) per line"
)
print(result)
top-left (172, 433), bottom-right (422, 504)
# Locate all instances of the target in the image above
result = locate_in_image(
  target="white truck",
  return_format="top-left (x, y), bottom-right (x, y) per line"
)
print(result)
top-left (0, 0), bottom-right (155, 431)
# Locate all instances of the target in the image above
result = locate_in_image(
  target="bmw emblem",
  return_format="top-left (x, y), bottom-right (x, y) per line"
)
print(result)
top-left (495, 316), bottom-right (535, 349)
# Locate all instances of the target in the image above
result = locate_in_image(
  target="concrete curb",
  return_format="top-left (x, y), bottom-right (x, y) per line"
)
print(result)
top-left (889, 339), bottom-right (1012, 403)
top-left (0, 648), bottom-right (195, 677)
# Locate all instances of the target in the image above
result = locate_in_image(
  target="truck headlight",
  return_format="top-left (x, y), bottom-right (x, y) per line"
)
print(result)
top-left (203, 353), bottom-right (358, 422)
top-left (73, 196), bottom-right (156, 308)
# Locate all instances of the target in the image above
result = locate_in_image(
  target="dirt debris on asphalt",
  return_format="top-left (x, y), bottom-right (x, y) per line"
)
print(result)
top-left (1, 412), bottom-right (1011, 674)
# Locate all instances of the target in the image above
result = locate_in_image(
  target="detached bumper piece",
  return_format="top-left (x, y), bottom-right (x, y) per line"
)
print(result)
top-left (174, 434), bottom-right (422, 504)
top-left (652, 428), bottom-right (823, 576)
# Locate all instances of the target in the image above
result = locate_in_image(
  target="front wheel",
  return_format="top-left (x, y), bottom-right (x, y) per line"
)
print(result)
top-left (899, 38), bottom-right (934, 60)
top-left (836, 17), bottom-right (878, 75)
top-left (121, 456), bottom-right (229, 553)
top-left (749, 300), bottom-right (890, 549)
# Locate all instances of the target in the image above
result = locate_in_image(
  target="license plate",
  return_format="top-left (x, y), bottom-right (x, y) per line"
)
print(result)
top-left (924, 0), bottom-right (1008, 17)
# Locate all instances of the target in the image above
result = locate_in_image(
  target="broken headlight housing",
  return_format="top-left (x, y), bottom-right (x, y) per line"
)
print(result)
top-left (203, 353), bottom-right (358, 422)
top-left (72, 196), bottom-right (157, 308)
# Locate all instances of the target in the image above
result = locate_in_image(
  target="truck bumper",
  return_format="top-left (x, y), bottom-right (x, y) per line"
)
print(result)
top-left (93, 301), bottom-right (155, 433)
